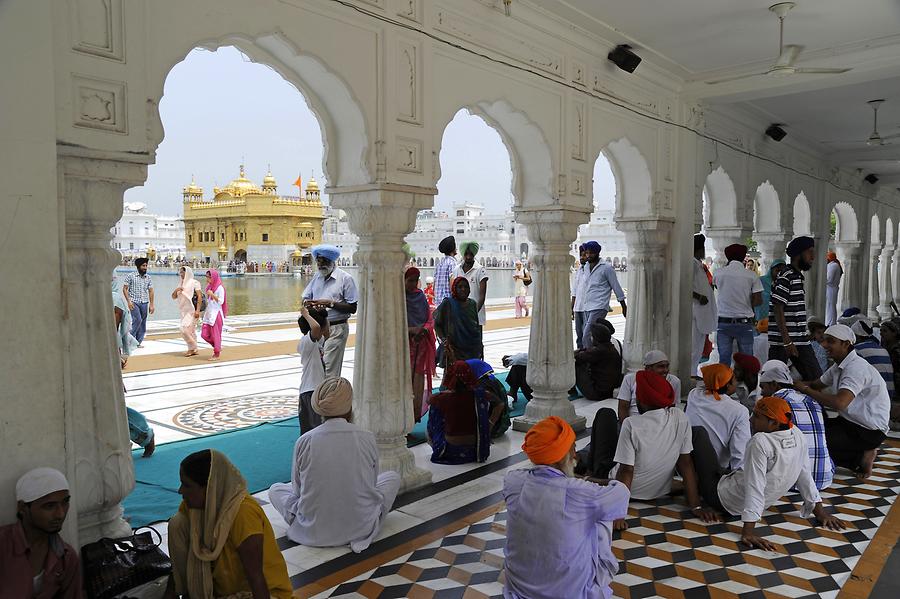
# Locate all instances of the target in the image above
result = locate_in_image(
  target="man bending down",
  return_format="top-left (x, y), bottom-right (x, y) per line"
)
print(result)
top-left (503, 416), bottom-right (630, 599)
top-left (692, 396), bottom-right (844, 550)
top-left (269, 378), bottom-right (400, 552)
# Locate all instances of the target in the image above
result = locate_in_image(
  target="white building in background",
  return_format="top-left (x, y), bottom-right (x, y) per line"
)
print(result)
top-left (573, 209), bottom-right (629, 269)
top-left (111, 202), bottom-right (186, 259)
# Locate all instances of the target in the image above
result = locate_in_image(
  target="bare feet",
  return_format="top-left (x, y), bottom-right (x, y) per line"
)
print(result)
top-left (857, 449), bottom-right (877, 478)
top-left (142, 437), bottom-right (156, 458)
top-left (208, 356), bottom-right (220, 362)
top-left (183, 350), bottom-right (198, 357)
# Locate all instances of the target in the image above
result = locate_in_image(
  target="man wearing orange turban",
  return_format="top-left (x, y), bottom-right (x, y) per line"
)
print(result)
top-left (576, 372), bottom-right (719, 532)
top-left (686, 364), bottom-right (751, 471)
top-left (692, 395), bottom-right (844, 551)
top-left (503, 417), bottom-right (630, 599)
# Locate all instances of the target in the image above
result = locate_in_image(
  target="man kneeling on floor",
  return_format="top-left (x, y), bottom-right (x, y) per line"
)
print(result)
top-left (692, 396), bottom-right (844, 550)
top-left (503, 416), bottom-right (630, 599)
top-left (577, 371), bottom-right (718, 529)
top-left (268, 378), bottom-right (401, 552)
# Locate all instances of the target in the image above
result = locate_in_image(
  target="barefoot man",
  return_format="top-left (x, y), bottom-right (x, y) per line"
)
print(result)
top-left (793, 324), bottom-right (890, 478)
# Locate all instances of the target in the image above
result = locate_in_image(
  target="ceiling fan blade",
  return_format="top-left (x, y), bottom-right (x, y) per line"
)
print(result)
top-left (704, 71), bottom-right (768, 85)
top-left (792, 67), bottom-right (852, 75)
top-left (820, 139), bottom-right (866, 145)
top-left (882, 132), bottom-right (900, 141)
top-left (774, 44), bottom-right (803, 67)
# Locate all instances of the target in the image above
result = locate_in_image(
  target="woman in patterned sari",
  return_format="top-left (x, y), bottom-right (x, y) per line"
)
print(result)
top-left (433, 277), bottom-right (483, 368)
top-left (426, 361), bottom-right (491, 464)
top-left (406, 267), bottom-right (436, 422)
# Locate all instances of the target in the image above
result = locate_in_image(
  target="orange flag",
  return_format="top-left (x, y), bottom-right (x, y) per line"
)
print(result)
top-left (293, 174), bottom-right (302, 188)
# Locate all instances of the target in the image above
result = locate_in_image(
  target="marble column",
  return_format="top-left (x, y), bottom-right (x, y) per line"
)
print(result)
top-left (805, 234), bottom-right (825, 321)
top-left (512, 208), bottom-right (588, 433)
top-left (878, 243), bottom-right (895, 320)
top-left (892, 245), bottom-right (900, 306)
top-left (868, 242), bottom-right (882, 320)
top-left (618, 219), bottom-right (675, 371)
top-left (705, 227), bottom-right (750, 270)
top-left (329, 184), bottom-right (433, 491)
top-left (834, 241), bottom-right (861, 314)
top-left (754, 232), bottom-right (789, 276)
top-left (59, 150), bottom-right (144, 544)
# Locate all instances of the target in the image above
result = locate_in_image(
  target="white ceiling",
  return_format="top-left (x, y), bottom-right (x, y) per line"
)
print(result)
top-left (543, 0), bottom-right (900, 186)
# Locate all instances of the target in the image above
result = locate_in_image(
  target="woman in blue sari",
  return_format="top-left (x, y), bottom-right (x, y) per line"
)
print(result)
top-left (755, 259), bottom-right (787, 322)
top-left (433, 277), bottom-right (483, 367)
top-left (427, 361), bottom-right (491, 464)
top-left (466, 359), bottom-right (511, 438)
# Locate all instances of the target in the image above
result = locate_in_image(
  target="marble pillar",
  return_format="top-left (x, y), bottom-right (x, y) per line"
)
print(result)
top-left (59, 151), bottom-right (144, 544)
top-left (754, 232), bottom-right (789, 277)
top-left (878, 244), bottom-right (894, 320)
top-left (329, 184), bottom-right (433, 491)
top-left (892, 246), bottom-right (900, 306)
top-left (834, 242), bottom-right (861, 314)
top-left (619, 219), bottom-right (675, 371)
top-left (805, 234), bottom-right (825, 320)
top-left (512, 208), bottom-right (588, 433)
top-left (705, 227), bottom-right (750, 270)
top-left (868, 243), bottom-right (882, 320)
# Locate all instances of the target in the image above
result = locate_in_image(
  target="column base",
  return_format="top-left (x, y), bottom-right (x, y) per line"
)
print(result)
top-left (77, 505), bottom-right (133, 545)
top-left (377, 436), bottom-right (432, 493)
top-left (512, 396), bottom-right (587, 433)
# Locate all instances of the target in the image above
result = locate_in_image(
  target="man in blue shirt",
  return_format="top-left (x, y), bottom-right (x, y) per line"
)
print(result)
top-left (573, 241), bottom-right (626, 349)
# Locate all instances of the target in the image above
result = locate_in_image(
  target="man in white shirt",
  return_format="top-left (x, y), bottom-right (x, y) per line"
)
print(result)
top-left (617, 350), bottom-right (682, 421)
top-left (574, 240), bottom-right (626, 350)
top-left (691, 396), bottom-right (844, 550)
top-left (686, 363), bottom-right (751, 471)
top-left (794, 324), bottom-right (890, 478)
top-left (302, 244), bottom-right (359, 378)
top-left (713, 244), bottom-right (763, 367)
top-left (576, 371), bottom-right (717, 525)
top-left (571, 245), bottom-right (587, 348)
top-left (452, 241), bottom-right (489, 327)
top-left (825, 252), bottom-right (843, 326)
top-left (692, 234), bottom-right (717, 372)
top-left (269, 378), bottom-right (401, 552)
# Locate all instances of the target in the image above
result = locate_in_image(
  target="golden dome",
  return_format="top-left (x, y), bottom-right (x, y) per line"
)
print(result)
top-left (305, 176), bottom-right (320, 192)
top-left (183, 175), bottom-right (203, 195)
top-left (218, 244), bottom-right (227, 252)
top-left (263, 169), bottom-right (277, 187)
top-left (222, 164), bottom-right (262, 197)
top-left (291, 248), bottom-right (303, 258)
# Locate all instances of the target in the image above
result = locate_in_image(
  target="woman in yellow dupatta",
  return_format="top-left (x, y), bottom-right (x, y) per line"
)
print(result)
top-left (165, 450), bottom-right (292, 599)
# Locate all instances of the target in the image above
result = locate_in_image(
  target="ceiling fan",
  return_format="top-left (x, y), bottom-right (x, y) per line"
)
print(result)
top-left (822, 100), bottom-right (900, 146)
top-left (705, 2), bottom-right (851, 85)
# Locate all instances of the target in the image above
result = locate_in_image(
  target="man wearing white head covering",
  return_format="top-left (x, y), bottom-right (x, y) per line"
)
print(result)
top-left (1, 468), bottom-right (82, 598)
top-left (268, 378), bottom-right (400, 552)
top-left (794, 324), bottom-right (890, 478)
top-left (616, 350), bottom-right (682, 421)
top-left (302, 245), bottom-right (359, 378)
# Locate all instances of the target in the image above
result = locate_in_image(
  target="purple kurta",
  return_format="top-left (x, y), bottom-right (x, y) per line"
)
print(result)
top-left (502, 466), bottom-right (630, 599)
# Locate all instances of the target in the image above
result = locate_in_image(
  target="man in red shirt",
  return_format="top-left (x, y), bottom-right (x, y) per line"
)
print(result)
top-left (0, 468), bottom-right (82, 598)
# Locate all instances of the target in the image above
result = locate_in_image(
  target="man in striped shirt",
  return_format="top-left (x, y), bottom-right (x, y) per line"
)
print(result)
top-left (759, 360), bottom-right (834, 490)
top-left (769, 236), bottom-right (821, 380)
top-left (433, 236), bottom-right (457, 307)
top-left (851, 318), bottom-right (895, 399)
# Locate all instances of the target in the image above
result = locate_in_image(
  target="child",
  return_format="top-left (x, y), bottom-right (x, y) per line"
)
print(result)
top-left (807, 317), bottom-right (829, 373)
top-left (298, 305), bottom-right (330, 434)
top-left (692, 396), bottom-right (844, 551)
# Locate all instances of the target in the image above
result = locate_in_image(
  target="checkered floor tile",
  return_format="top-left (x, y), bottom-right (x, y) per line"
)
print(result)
top-left (309, 446), bottom-right (900, 598)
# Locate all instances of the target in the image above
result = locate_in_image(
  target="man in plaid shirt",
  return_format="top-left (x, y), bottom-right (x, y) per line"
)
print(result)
top-left (433, 235), bottom-right (457, 307)
top-left (122, 257), bottom-right (155, 346)
top-left (759, 359), bottom-right (834, 490)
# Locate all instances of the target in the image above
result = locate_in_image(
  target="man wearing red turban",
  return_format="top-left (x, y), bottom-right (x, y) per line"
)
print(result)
top-left (732, 353), bottom-right (761, 412)
top-left (691, 396), bottom-right (845, 551)
top-left (714, 243), bottom-right (763, 368)
top-left (503, 416), bottom-right (630, 598)
top-left (577, 372), bottom-right (718, 527)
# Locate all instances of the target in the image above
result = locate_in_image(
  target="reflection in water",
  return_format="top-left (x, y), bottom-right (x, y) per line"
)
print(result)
top-left (117, 266), bottom-right (527, 322)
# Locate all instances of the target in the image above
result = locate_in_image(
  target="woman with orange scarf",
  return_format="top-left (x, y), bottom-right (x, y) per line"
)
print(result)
top-left (685, 364), bottom-right (751, 471)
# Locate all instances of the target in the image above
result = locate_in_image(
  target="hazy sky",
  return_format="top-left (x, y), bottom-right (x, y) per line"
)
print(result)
top-left (125, 46), bottom-right (616, 216)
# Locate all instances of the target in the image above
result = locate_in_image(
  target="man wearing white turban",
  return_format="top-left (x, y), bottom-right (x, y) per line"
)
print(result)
top-left (268, 378), bottom-right (401, 552)
top-left (1, 468), bottom-right (83, 598)
top-left (302, 244), bottom-right (359, 378)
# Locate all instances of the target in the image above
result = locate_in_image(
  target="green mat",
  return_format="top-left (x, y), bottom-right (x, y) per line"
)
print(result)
top-left (125, 370), bottom-right (545, 527)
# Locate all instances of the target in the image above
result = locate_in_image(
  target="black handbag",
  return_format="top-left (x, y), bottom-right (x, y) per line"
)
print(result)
top-left (192, 291), bottom-right (208, 313)
top-left (82, 526), bottom-right (172, 599)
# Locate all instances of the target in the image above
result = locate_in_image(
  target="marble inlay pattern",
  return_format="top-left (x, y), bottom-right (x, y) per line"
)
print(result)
top-left (174, 394), bottom-right (299, 433)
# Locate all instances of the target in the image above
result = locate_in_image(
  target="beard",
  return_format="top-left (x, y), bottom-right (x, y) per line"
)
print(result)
top-left (797, 257), bottom-right (812, 271)
top-left (318, 263), bottom-right (335, 277)
top-left (558, 454), bottom-right (576, 478)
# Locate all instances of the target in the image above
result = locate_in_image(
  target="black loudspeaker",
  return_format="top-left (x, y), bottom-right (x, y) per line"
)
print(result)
top-left (765, 124), bottom-right (787, 141)
top-left (864, 174), bottom-right (879, 184)
top-left (608, 45), bottom-right (642, 73)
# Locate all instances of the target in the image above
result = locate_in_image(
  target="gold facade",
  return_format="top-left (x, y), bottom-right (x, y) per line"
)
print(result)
top-left (182, 165), bottom-right (324, 262)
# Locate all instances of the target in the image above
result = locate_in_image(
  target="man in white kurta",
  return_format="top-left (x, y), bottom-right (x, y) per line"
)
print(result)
top-left (825, 252), bottom-right (843, 326)
top-left (692, 234), bottom-right (717, 372)
top-left (268, 378), bottom-right (401, 552)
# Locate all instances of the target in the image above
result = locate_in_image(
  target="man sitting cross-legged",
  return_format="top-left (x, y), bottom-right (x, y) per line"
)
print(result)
top-left (692, 396), bottom-right (844, 550)
top-left (577, 370), bottom-right (719, 529)
top-left (686, 363), bottom-right (751, 471)
top-left (503, 416), bottom-right (630, 599)
top-left (758, 359), bottom-right (834, 490)
top-left (793, 324), bottom-right (891, 478)
top-left (268, 378), bottom-right (401, 553)
top-left (617, 350), bottom-right (681, 421)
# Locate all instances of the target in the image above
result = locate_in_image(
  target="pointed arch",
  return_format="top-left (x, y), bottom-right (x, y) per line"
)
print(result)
top-left (793, 192), bottom-right (811, 236)
top-left (753, 181), bottom-right (781, 233)
top-left (602, 138), bottom-right (653, 219)
top-left (703, 166), bottom-right (738, 229)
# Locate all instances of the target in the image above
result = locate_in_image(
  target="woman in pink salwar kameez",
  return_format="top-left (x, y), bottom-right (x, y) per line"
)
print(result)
top-left (201, 269), bottom-right (227, 361)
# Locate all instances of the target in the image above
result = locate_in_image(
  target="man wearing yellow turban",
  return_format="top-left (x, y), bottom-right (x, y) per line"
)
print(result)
top-left (502, 416), bottom-right (630, 599)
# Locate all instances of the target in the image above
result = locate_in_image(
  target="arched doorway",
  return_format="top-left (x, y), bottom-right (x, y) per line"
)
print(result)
top-left (234, 249), bottom-right (247, 263)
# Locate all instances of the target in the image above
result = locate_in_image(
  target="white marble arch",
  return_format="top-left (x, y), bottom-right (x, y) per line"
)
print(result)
top-left (833, 201), bottom-right (860, 243)
top-left (151, 32), bottom-right (372, 187)
top-left (793, 192), bottom-right (811, 236)
top-left (432, 100), bottom-right (555, 209)
top-left (602, 138), bottom-right (653, 219)
top-left (753, 181), bottom-right (781, 234)
top-left (704, 166), bottom-right (738, 229)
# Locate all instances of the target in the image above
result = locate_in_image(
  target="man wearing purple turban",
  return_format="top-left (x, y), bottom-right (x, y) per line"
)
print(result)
top-left (572, 241), bottom-right (626, 349)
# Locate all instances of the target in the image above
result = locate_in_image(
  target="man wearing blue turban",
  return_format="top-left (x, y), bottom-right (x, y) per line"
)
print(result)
top-left (303, 244), bottom-right (358, 378)
top-left (573, 241), bottom-right (626, 349)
